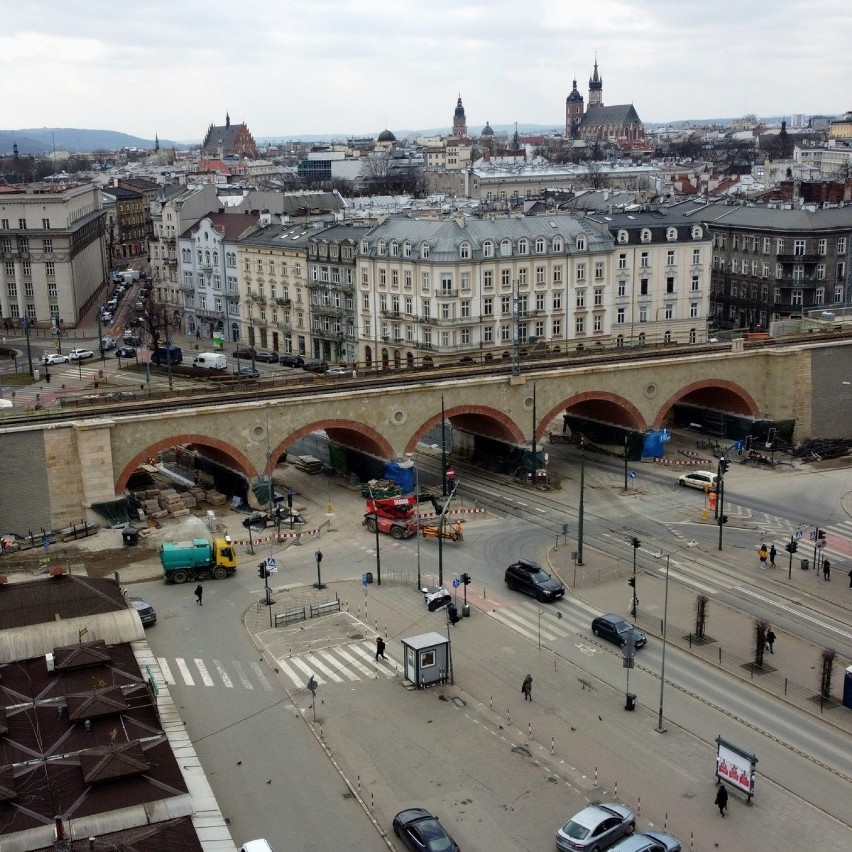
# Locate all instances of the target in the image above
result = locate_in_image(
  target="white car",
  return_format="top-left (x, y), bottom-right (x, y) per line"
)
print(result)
top-left (678, 470), bottom-right (718, 491)
top-left (42, 353), bottom-right (70, 365)
top-left (68, 348), bottom-right (95, 361)
top-left (325, 366), bottom-right (351, 377)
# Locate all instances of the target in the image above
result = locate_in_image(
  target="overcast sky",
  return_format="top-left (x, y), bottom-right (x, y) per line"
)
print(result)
top-left (4, 1), bottom-right (850, 143)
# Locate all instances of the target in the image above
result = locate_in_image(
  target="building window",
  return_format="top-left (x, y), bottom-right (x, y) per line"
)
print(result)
top-left (501, 296), bottom-right (511, 314)
top-left (834, 286), bottom-right (844, 304)
top-left (763, 237), bottom-right (771, 254)
top-left (640, 278), bottom-right (649, 296)
top-left (640, 252), bottom-right (650, 268)
top-left (576, 289), bottom-right (585, 308)
top-left (692, 248), bottom-right (701, 265)
top-left (594, 261), bottom-right (604, 280)
top-left (618, 253), bottom-right (627, 269)
top-left (536, 292), bottom-right (546, 311)
top-left (837, 237), bottom-right (847, 253)
top-left (665, 303), bottom-right (673, 320)
top-left (553, 291), bottom-right (561, 310)
top-left (45, 261), bottom-right (55, 277)
top-left (500, 239), bottom-right (512, 257)
top-left (794, 240), bottom-right (806, 256)
top-left (593, 287), bottom-right (603, 306)
top-left (617, 307), bottom-right (625, 324)
top-left (640, 229), bottom-right (651, 243)
top-left (421, 243), bottom-right (430, 259)
top-left (552, 318), bottom-right (561, 336)
top-left (791, 289), bottom-right (803, 306)
top-left (639, 305), bottom-right (648, 323)
top-left (814, 288), bottom-right (824, 306)
top-left (576, 263), bottom-right (586, 281)
top-left (666, 277), bottom-right (675, 294)
top-left (484, 325), bottom-right (493, 342)
top-left (776, 238), bottom-right (784, 254)
top-left (482, 241), bottom-right (494, 258)
top-left (838, 261), bottom-right (846, 279)
top-left (575, 316), bottom-right (585, 334)
top-left (817, 239), bottom-right (827, 255)
top-left (535, 237), bottom-right (546, 253)
top-left (666, 250), bottom-right (676, 266)
top-left (666, 228), bottom-right (677, 241)
top-left (535, 265), bottom-right (545, 284)
top-left (552, 237), bottom-right (563, 252)
top-left (483, 270), bottom-right (493, 289)
top-left (617, 280), bottom-right (626, 298)
top-left (576, 236), bottom-right (587, 251)
top-left (691, 275), bottom-right (699, 291)
top-left (617, 230), bottom-right (628, 244)
top-left (553, 265), bottom-right (563, 283)
top-left (817, 264), bottom-right (825, 280)
top-left (460, 242), bottom-right (470, 259)
top-left (483, 297), bottom-right (493, 316)
top-left (518, 239), bottom-right (529, 255)
top-left (422, 272), bottom-right (430, 291)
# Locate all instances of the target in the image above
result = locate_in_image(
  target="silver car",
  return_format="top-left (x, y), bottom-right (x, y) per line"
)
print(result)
top-left (556, 802), bottom-right (635, 852)
top-left (678, 470), bottom-right (718, 491)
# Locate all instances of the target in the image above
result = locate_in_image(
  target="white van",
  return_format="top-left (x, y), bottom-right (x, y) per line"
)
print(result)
top-left (239, 841), bottom-right (272, 852)
top-left (192, 352), bottom-right (227, 371)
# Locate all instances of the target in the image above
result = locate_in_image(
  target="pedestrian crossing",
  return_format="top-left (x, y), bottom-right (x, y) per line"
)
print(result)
top-left (487, 599), bottom-right (594, 646)
top-left (153, 640), bottom-right (400, 692)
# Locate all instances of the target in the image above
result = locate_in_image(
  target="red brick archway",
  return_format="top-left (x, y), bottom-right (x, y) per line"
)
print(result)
top-left (538, 392), bottom-right (647, 442)
top-left (653, 380), bottom-right (759, 428)
top-left (115, 434), bottom-right (256, 494)
top-left (405, 405), bottom-right (527, 452)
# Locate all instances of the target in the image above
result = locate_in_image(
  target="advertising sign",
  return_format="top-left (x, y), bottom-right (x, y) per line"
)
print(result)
top-left (715, 736), bottom-right (758, 799)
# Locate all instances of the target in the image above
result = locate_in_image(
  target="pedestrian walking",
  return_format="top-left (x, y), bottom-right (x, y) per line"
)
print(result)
top-left (766, 628), bottom-right (776, 654)
top-left (714, 784), bottom-right (728, 817)
top-left (44, 369), bottom-right (51, 384)
top-left (758, 544), bottom-right (769, 569)
top-left (769, 544), bottom-right (777, 568)
top-left (823, 558), bottom-right (831, 581)
top-left (522, 673), bottom-right (532, 701)
top-left (848, 567), bottom-right (852, 588)
top-left (195, 328), bottom-right (201, 340)
top-left (194, 584), bottom-right (203, 606)
top-left (375, 637), bottom-right (386, 661)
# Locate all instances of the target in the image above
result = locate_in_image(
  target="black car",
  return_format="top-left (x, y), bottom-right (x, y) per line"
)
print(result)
top-left (254, 349), bottom-right (279, 363)
top-left (123, 334), bottom-right (143, 346)
top-left (504, 559), bottom-right (565, 601)
top-left (392, 807), bottom-right (460, 852)
top-left (233, 366), bottom-right (260, 379)
top-left (279, 353), bottom-right (305, 368)
top-left (233, 346), bottom-right (257, 360)
top-left (302, 358), bottom-right (328, 374)
top-left (591, 613), bottom-right (647, 649)
top-left (128, 596), bottom-right (156, 627)
top-left (115, 346), bottom-right (137, 359)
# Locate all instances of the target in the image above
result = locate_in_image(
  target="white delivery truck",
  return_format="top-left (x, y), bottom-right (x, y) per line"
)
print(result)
top-left (192, 352), bottom-right (227, 371)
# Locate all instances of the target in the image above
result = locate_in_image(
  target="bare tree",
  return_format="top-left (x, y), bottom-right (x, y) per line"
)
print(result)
top-left (694, 594), bottom-right (709, 640)
top-left (818, 647), bottom-right (836, 699)
top-left (753, 618), bottom-right (769, 668)
top-left (581, 159), bottom-right (609, 189)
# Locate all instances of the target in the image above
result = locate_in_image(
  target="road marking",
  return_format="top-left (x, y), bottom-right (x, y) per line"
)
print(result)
top-left (487, 610), bottom-right (542, 643)
top-left (335, 645), bottom-right (376, 677)
top-left (497, 608), bottom-right (563, 642)
top-left (194, 658), bottom-right (214, 686)
top-left (290, 656), bottom-right (325, 685)
top-left (157, 657), bottom-right (175, 685)
top-left (212, 660), bottom-right (233, 688)
top-left (232, 661), bottom-right (254, 689)
top-left (735, 587), bottom-right (852, 641)
top-left (248, 661), bottom-right (275, 691)
top-left (175, 658), bottom-right (195, 686)
top-left (299, 653), bottom-right (344, 684)
top-left (277, 659), bottom-right (306, 688)
top-left (315, 649), bottom-right (361, 681)
top-left (575, 643), bottom-right (599, 656)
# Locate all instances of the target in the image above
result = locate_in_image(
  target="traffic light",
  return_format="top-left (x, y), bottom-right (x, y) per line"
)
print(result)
top-left (258, 563), bottom-right (268, 579)
top-left (627, 577), bottom-right (636, 587)
top-left (816, 528), bottom-right (826, 541)
top-left (719, 514), bottom-right (728, 525)
top-left (461, 572), bottom-right (471, 585)
top-left (785, 540), bottom-right (798, 554)
top-left (719, 457), bottom-right (729, 474)
top-left (631, 536), bottom-right (641, 549)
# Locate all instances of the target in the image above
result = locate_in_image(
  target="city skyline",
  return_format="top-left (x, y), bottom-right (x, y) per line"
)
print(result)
top-left (4, 0), bottom-right (850, 142)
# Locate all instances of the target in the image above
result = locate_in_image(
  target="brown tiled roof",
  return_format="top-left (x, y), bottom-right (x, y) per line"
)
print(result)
top-left (31, 815), bottom-right (204, 851)
top-left (80, 740), bottom-right (149, 783)
top-left (54, 640), bottom-right (112, 671)
top-left (67, 685), bottom-right (129, 720)
top-left (0, 575), bottom-right (126, 630)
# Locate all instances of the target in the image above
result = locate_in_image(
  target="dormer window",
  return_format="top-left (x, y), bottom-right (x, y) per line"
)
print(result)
top-left (691, 226), bottom-right (703, 240)
top-left (460, 241), bottom-right (471, 260)
top-left (666, 228), bottom-right (677, 241)
top-left (482, 240), bottom-right (494, 258)
top-left (576, 235), bottom-right (587, 251)
top-left (617, 230), bottom-right (629, 244)
top-left (390, 240), bottom-right (399, 257)
top-left (552, 237), bottom-right (563, 252)
top-left (377, 240), bottom-right (386, 256)
top-left (640, 229), bottom-right (652, 243)
top-left (518, 238), bottom-right (529, 255)
top-left (500, 239), bottom-right (513, 257)
top-left (403, 241), bottom-right (412, 258)
top-left (360, 239), bottom-right (369, 254)
top-left (421, 242), bottom-right (430, 259)
top-left (535, 237), bottom-right (546, 253)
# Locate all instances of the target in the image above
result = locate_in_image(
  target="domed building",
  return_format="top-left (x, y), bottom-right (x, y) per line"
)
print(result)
top-left (376, 128), bottom-right (397, 151)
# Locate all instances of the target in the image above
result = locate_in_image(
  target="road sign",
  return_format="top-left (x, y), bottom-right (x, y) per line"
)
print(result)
top-left (629, 471), bottom-right (637, 479)
top-left (452, 578), bottom-right (460, 588)
top-left (809, 530), bottom-right (816, 541)
top-left (265, 556), bottom-right (277, 574)
top-left (795, 530), bottom-right (803, 540)
top-left (362, 573), bottom-right (368, 589)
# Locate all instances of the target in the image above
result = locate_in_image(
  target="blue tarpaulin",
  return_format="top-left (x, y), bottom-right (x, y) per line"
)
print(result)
top-left (641, 429), bottom-right (671, 459)
top-left (384, 460), bottom-right (415, 492)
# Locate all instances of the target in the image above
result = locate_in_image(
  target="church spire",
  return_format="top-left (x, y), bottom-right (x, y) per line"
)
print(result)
top-left (452, 93), bottom-right (467, 137)
top-left (588, 55), bottom-right (603, 108)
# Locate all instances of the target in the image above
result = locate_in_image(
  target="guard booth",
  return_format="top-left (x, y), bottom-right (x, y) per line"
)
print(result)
top-left (401, 632), bottom-right (449, 688)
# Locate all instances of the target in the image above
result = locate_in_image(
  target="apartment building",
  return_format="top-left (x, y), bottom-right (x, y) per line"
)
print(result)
top-left (0, 183), bottom-right (107, 329)
top-left (354, 213), bottom-right (617, 369)
top-left (702, 203), bottom-right (852, 329)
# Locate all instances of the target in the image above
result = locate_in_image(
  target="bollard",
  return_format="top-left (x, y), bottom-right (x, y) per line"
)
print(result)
top-left (371, 792), bottom-right (374, 810)
top-left (594, 766), bottom-right (598, 786)
top-left (489, 696), bottom-right (493, 710)
top-left (385, 625), bottom-right (389, 638)
top-left (551, 737), bottom-right (555, 755)
top-left (614, 779), bottom-right (618, 797)
top-left (507, 709), bottom-right (511, 725)
top-left (664, 813), bottom-right (668, 829)
top-left (690, 832), bottom-right (694, 851)
top-left (375, 619), bottom-right (378, 632)
top-left (528, 722), bottom-right (532, 739)
top-left (637, 797), bottom-right (640, 815)
top-left (357, 775), bottom-right (361, 792)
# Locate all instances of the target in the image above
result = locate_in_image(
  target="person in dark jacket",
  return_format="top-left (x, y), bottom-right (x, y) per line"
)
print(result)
top-left (194, 584), bottom-right (203, 606)
top-left (715, 784), bottom-right (728, 817)
top-left (522, 674), bottom-right (532, 701)
top-left (375, 637), bottom-right (386, 661)
top-left (766, 628), bottom-right (776, 653)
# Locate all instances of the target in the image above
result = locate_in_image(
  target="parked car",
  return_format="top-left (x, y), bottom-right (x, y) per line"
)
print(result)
top-left (422, 586), bottom-right (452, 612)
top-left (303, 359), bottom-right (328, 373)
top-left (68, 348), bottom-right (95, 361)
top-left (555, 802), bottom-right (635, 852)
top-left (233, 346), bottom-right (257, 360)
top-left (678, 470), bottom-right (718, 491)
top-left (608, 830), bottom-right (682, 852)
top-left (591, 613), bottom-right (647, 649)
top-left (100, 337), bottom-right (116, 350)
top-left (279, 353), bottom-right (305, 368)
top-left (504, 558), bottom-right (565, 601)
top-left (234, 366), bottom-right (260, 379)
top-left (325, 365), bottom-right (351, 377)
top-left (42, 353), bottom-right (70, 365)
top-left (392, 807), bottom-right (460, 852)
top-left (128, 596), bottom-right (157, 627)
top-left (123, 334), bottom-right (143, 346)
top-left (115, 346), bottom-right (137, 359)
top-left (254, 349), bottom-right (279, 363)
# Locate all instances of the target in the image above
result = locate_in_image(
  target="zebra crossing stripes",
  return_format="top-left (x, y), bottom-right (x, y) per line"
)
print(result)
top-left (274, 642), bottom-right (399, 690)
top-left (156, 657), bottom-right (274, 691)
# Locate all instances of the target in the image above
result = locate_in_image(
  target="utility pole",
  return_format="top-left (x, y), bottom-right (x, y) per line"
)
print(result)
top-left (577, 439), bottom-right (586, 565)
top-left (441, 394), bottom-right (447, 496)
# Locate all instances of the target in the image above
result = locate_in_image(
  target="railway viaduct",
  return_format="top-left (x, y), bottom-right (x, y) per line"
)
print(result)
top-left (2, 338), bottom-right (848, 530)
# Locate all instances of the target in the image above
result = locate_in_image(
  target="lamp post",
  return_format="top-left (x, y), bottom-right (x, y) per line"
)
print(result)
top-left (21, 316), bottom-right (34, 377)
top-left (655, 553), bottom-right (671, 733)
top-left (407, 452), bottom-right (421, 590)
top-left (577, 438), bottom-right (586, 566)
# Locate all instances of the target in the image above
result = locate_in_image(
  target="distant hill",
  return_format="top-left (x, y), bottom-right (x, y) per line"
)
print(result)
top-left (0, 128), bottom-right (182, 156)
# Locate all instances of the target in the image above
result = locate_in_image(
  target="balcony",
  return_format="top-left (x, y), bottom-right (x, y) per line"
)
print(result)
top-left (249, 292), bottom-right (266, 303)
top-left (179, 283), bottom-right (195, 294)
top-left (776, 276), bottom-right (820, 288)
top-left (313, 304), bottom-right (344, 317)
top-left (777, 253), bottom-right (819, 263)
top-left (275, 297), bottom-right (291, 306)
top-left (277, 321), bottom-right (292, 331)
top-left (435, 289), bottom-right (459, 299)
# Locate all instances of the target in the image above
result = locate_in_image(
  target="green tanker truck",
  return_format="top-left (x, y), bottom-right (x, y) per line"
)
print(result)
top-left (160, 536), bottom-right (237, 584)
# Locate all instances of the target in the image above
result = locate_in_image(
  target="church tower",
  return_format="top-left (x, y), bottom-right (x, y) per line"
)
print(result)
top-left (588, 57), bottom-right (603, 108)
top-left (452, 94), bottom-right (468, 137)
top-left (565, 79), bottom-right (584, 138)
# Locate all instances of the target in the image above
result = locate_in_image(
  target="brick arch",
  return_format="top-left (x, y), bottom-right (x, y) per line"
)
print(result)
top-left (538, 391), bottom-right (647, 441)
top-left (115, 434), bottom-right (257, 494)
top-left (266, 419), bottom-right (396, 474)
top-left (652, 380), bottom-right (760, 429)
top-left (405, 404), bottom-right (526, 453)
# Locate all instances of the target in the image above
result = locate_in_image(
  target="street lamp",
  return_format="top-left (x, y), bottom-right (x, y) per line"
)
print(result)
top-left (406, 452), bottom-right (421, 590)
top-left (654, 552), bottom-right (671, 733)
top-left (577, 438), bottom-right (586, 566)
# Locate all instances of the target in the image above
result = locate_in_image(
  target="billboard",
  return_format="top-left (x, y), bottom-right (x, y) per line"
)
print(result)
top-left (715, 736), bottom-right (758, 799)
